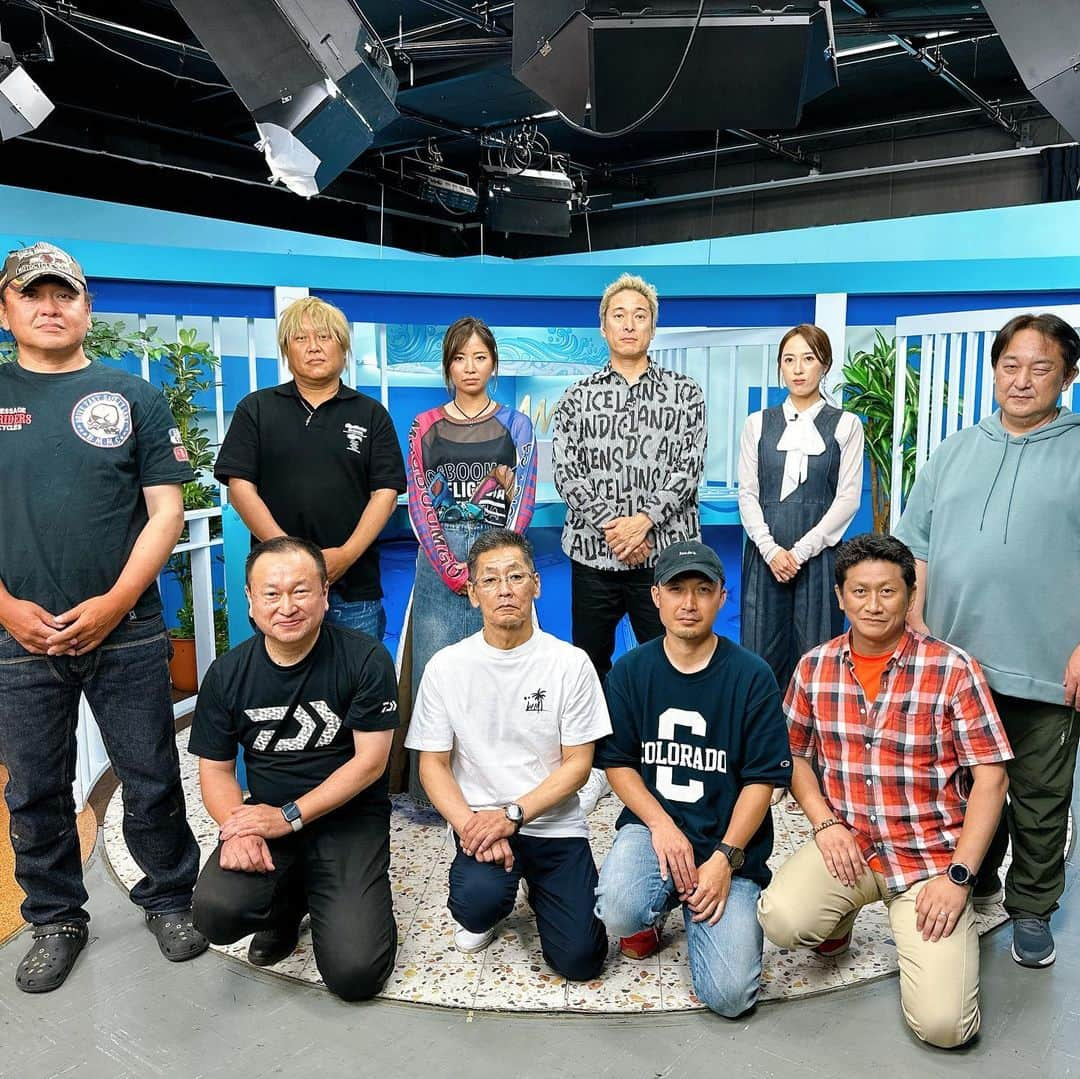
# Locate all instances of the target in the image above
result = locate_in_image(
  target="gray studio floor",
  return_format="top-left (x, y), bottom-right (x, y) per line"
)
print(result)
top-left (2, 786), bottom-right (1078, 1079)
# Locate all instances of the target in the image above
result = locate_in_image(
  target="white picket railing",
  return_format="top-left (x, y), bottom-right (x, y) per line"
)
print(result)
top-left (889, 306), bottom-right (1080, 529)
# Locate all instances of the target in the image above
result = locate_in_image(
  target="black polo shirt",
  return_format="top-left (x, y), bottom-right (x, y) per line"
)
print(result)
top-left (215, 381), bottom-right (406, 601)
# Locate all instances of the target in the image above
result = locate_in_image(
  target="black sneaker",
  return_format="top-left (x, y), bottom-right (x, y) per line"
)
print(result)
top-left (248, 921), bottom-right (302, 967)
top-left (1011, 917), bottom-right (1055, 968)
top-left (145, 908), bottom-right (209, 962)
top-left (15, 922), bottom-right (89, 993)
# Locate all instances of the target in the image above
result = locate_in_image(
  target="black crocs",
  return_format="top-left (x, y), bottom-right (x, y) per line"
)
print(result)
top-left (15, 922), bottom-right (89, 993)
top-left (145, 908), bottom-right (209, 962)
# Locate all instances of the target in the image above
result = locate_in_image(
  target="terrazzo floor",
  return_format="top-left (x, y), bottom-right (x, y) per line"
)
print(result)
top-left (103, 735), bottom-right (1015, 1014)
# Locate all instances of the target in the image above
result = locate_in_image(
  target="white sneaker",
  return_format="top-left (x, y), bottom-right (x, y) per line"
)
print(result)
top-left (453, 920), bottom-right (498, 954)
top-left (579, 768), bottom-right (611, 815)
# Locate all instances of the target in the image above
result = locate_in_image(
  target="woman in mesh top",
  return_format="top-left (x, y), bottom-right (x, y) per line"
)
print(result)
top-left (406, 317), bottom-right (537, 795)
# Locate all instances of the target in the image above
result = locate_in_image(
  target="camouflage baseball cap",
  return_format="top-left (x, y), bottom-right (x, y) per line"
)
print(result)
top-left (0, 242), bottom-right (86, 293)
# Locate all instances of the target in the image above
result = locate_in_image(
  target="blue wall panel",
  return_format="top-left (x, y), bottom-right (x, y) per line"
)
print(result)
top-left (89, 280), bottom-right (275, 317)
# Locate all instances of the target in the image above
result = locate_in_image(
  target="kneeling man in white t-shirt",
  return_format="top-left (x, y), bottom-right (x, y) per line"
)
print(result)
top-left (406, 528), bottom-right (611, 979)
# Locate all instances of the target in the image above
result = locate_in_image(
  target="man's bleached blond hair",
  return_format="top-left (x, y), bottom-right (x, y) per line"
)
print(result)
top-left (277, 296), bottom-right (351, 359)
top-left (599, 273), bottom-right (659, 326)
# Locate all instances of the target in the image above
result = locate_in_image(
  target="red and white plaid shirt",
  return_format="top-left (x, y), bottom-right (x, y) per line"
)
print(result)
top-left (785, 628), bottom-right (1013, 891)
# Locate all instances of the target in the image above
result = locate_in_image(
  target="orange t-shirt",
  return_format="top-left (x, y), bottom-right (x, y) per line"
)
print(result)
top-left (851, 647), bottom-right (892, 705)
top-left (850, 647), bottom-right (893, 873)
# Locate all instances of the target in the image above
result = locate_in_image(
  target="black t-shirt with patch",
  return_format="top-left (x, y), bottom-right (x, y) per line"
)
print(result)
top-left (595, 636), bottom-right (792, 887)
top-left (0, 360), bottom-right (194, 618)
top-left (214, 383), bottom-right (406, 602)
top-left (188, 624), bottom-right (401, 807)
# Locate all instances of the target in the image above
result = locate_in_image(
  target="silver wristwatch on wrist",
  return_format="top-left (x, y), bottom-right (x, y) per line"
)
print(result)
top-left (504, 803), bottom-right (524, 832)
top-left (281, 801), bottom-right (303, 832)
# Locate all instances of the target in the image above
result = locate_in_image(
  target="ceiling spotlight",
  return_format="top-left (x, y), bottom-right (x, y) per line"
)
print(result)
top-left (173, 1), bottom-right (399, 196)
top-left (483, 165), bottom-right (575, 237)
top-left (0, 41), bottom-right (54, 142)
top-left (418, 171), bottom-right (479, 214)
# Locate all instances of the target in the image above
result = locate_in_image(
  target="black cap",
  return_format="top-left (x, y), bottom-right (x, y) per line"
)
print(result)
top-left (653, 541), bottom-right (725, 586)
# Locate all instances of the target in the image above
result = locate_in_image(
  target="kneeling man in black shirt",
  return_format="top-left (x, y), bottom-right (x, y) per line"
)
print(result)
top-left (189, 537), bottom-right (400, 1001)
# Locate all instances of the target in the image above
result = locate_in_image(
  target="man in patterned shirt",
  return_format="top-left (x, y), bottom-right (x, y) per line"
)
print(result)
top-left (757, 533), bottom-right (1011, 1049)
top-left (552, 273), bottom-right (708, 687)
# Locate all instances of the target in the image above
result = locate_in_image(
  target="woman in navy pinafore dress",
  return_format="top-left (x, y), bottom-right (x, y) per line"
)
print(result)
top-left (738, 324), bottom-right (864, 694)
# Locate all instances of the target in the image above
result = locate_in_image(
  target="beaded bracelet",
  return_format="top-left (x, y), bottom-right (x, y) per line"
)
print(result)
top-left (812, 817), bottom-right (841, 835)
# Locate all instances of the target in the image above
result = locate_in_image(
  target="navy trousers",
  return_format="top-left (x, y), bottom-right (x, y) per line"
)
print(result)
top-left (449, 833), bottom-right (607, 981)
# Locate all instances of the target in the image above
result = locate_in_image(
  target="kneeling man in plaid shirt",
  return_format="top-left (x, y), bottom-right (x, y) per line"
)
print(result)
top-left (757, 534), bottom-right (1011, 1048)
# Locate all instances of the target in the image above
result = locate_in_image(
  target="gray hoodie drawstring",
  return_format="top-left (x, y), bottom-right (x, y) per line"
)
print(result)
top-left (1001, 439), bottom-right (1026, 544)
top-left (978, 436), bottom-right (1010, 533)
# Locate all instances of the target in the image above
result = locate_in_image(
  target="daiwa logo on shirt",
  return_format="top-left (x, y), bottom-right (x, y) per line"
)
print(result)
top-left (71, 391), bottom-right (132, 448)
top-left (244, 701), bottom-right (343, 751)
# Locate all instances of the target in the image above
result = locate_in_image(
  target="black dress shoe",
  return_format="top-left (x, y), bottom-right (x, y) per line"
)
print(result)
top-left (248, 922), bottom-right (302, 967)
top-left (15, 922), bottom-right (89, 993)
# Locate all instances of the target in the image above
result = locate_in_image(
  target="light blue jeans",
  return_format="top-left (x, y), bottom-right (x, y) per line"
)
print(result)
top-left (325, 593), bottom-right (387, 640)
top-left (408, 520), bottom-right (490, 801)
top-left (595, 823), bottom-right (763, 1018)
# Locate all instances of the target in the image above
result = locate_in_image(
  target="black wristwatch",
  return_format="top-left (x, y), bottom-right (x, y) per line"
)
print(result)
top-left (716, 841), bottom-right (746, 871)
top-left (281, 801), bottom-right (303, 833)
top-left (947, 862), bottom-right (975, 888)
top-left (504, 803), bottom-right (524, 832)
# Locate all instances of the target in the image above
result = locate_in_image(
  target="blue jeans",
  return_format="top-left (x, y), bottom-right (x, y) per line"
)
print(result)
top-left (409, 521), bottom-right (490, 697)
top-left (408, 521), bottom-right (489, 800)
top-left (449, 833), bottom-right (607, 981)
top-left (0, 614), bottom-right (200, 925)
top-left (325, 593), bottom-right (386, 640)
top-left (594, 823), bottom-right (763, 1017)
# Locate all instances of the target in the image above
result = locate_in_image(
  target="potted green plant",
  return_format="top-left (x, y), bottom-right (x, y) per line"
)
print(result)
top-left (838, 332), bottom-right (920, 534)
top-left (155, 328), bottom-right (223, 690)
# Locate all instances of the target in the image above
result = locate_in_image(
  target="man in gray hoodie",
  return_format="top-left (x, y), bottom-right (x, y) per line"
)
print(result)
top-left (896, 312), bottom-right (1079, 970)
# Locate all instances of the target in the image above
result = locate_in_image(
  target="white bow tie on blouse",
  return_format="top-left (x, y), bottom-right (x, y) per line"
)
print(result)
top-left (776, 402), bottom-right (826, 502)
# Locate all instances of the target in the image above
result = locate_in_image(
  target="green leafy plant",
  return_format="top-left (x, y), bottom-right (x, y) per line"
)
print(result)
top-left (839, 332), bottom-right (920, 535)
top-left (154, 327), bottom-right (220, 511)
top-left (169, 572), bottom-right (230, 652)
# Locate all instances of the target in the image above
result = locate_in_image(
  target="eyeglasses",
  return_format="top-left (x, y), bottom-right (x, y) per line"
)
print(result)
top-left (473, 571), bottom-right (535, 593)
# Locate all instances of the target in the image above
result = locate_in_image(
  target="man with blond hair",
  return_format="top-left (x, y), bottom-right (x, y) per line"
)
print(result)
top-left (553, 273), bottom-right (707, 688)
top-left (216, 296), bottom-right (405, 638)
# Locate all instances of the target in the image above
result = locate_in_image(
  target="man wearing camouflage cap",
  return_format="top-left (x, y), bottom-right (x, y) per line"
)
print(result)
top-left (0, 242), bottom-right (206, 992)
